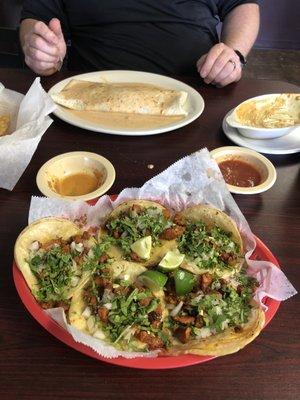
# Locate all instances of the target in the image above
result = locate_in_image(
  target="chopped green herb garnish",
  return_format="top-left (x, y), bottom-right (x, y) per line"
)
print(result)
top-left (178, 222), bottom-right (240, 271)
top-left (105, 207), bottom-right (172, 255)
top-left (29, 247), bottom-right (74, 302)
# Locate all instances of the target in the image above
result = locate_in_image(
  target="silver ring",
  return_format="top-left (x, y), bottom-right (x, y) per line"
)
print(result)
top-left (228, 59), bottom-right (236, 70)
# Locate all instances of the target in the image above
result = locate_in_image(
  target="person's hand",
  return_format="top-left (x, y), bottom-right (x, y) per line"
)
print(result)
top-left (197, 43), bottom-right (242, 87)
top-left (22, 18), bottom-right (67, 75)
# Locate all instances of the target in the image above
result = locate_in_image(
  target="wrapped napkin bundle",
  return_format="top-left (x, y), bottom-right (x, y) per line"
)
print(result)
top-left (0, 78), bottom-right (56, 190)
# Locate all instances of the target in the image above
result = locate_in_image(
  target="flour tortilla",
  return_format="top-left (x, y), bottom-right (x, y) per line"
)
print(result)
top-left (14, 217), bottom-right (91, 299)
top-left (51, 80), bottom-right (188, 116)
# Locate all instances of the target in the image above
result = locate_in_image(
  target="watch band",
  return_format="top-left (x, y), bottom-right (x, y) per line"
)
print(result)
top-left (234, 50), bottom-right (247, 67)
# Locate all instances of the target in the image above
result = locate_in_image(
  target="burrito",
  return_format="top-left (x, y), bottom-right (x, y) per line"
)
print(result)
top-left (51, 79), bottom-right (188, 116)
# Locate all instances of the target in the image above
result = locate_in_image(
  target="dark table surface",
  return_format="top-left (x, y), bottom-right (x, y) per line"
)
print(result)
top-left (0, 69), bottom-right (299, 400)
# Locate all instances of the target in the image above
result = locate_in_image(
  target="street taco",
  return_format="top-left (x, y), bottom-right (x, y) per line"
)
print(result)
top-left (174, 205), bottom-right (244, 277)
top-left (69, 258), bottom-right (264, 357)
top-left (69, 260), bottom-right (171, 352)
top-left (14, 203), bottom-right (265, 358)
top-left (14, 217), bottom-right (98, 309)
top-left (103, 200), bottom-right (182, 267)
top-left (163, 268), bottom-right (264, 356)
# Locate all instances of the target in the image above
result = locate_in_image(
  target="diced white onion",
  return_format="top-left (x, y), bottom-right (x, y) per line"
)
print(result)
top-left (70, 242), bottom-right (76, 252)
top-left (214, 306), bottom-right (222, 316)
top-left (75, 243), bottom-right (84, 253)
top-left (72, 261), bottom-right (82, 276)
top-left (123, 327), bottom-right (135, 342)
top-left (102, 288), bottom-right (114, 303)
top-left (87, 249), bottom-right (94, 258)
top-left (87, 316), bottom-right (96, 334)
top-left (70, 276), bottom-right (80, 287)
top-left (119, 273), bottom-right (130, 281)
top-left (30, 241), bottom-right (40, 251)
top-left (197, 327), bottom-right (211, 339)
top-left (170, 301), bottom-right (184, 317)
top-left (112, 284), bottom-right (120, 289)
top-left (221, 319), bottom-right (229, 331)
top-left (93, 330), bottom-right (106, 340)
top-left (192, 293), bottom-right (204, 303)
top-left (103, 303), bottom-right (112, 310)
top-left (82, 306), bottom-right (92, 319)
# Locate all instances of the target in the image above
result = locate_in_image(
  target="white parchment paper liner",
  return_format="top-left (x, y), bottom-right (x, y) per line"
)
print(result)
top-left (28, 148), bottom-right (297, 358)
top-left (0, 78), bottom-right (56, 190)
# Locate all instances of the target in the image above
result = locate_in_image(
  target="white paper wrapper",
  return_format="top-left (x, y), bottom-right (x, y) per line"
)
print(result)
top-left (0, 78), bottom-right (56, 190)
top-left (27, 148), bottom-right (297, 358)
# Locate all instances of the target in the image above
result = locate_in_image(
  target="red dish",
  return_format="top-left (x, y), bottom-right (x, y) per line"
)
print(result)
top-left (13, 235), bottom-right (280, 370)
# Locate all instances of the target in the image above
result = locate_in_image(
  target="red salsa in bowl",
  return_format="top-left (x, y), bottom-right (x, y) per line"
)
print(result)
top-left (218, 159), bottom-right (262, 187)
top-left (210, 146), bottom-right (277, 195)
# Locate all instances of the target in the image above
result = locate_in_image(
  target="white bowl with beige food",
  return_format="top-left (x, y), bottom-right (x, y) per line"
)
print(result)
top-left (226, 93), bottom-right (300, 139)
top-left (210, 146), bottom-right (277, 195)
top-left (36, 151), bottom-right (116, 201)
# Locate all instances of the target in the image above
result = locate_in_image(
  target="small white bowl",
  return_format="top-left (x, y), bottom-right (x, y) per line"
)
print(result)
top-left (226, 93), bottom-right (300, 140)
top-left (210, 146), bottom-right (277, 195)
top-left (36, 151), bottom-right (116, 201)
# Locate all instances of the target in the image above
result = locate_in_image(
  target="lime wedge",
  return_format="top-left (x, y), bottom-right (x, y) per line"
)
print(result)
top-left (158, 249), bottom-right (185, 271)
top-left (138, 270), bottom-right (168, 291)
top-left (131, 236), bottom-right (152, 259)
top-left (174, 269), bottom-right (196, 296)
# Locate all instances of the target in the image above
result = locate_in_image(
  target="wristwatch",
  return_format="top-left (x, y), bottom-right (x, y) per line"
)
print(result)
top-left (234, 50), bottom-right (247, 67)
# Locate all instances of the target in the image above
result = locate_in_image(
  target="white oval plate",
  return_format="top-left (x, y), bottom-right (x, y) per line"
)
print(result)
top-left (223, 109), bottom-right (300, 155)
top-left (48, 70), bottom-right (205, 136)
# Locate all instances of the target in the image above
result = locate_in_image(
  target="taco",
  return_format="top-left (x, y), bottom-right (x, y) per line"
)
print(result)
top-left (173, 205), bottom-right (244, 278)
top-left (102, 200), bottom-right (183, 267)
top-left (69, 260), bottom-right (171, 352)
top-left (69, 258), bottom-right (264, 357)
top-left (162, 267), bottom-right (264, 356)
top-left (14, 217), bottom-right (99, 310)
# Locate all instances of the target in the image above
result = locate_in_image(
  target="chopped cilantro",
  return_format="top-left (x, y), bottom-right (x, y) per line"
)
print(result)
top-left (178, 222), bottom-right (240, 270)
top-left (105, 207), bottom-right (172, 255)
top-left (29, 247), bottom-right (74, 302)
